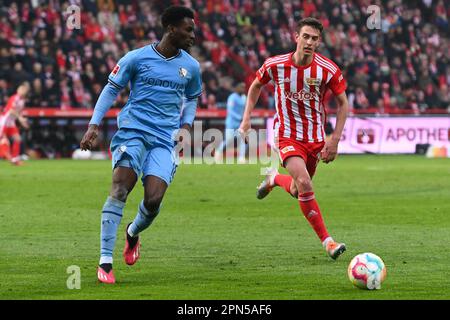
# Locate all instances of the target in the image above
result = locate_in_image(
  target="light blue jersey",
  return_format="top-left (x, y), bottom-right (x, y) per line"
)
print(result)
top-left (89, 42), bottom-right (202, 185)
top-left (225, 92), bottom-right (246, 129)
top-left (107, 43), bottom-right (202, 145)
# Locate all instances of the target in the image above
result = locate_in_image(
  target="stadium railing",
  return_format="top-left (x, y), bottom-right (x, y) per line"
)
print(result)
top-left (21, 108), bottom-right (276, 118)
top-left (21, 107), bottom-right (449, 118)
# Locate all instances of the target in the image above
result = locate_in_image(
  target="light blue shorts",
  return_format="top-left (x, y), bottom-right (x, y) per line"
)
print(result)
top-left (110, 129), bottom-right (177, 186)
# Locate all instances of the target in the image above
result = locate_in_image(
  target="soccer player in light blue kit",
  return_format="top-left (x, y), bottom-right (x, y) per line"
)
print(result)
top-left (80, 6), bottom-right (202, 284)
top-left (214, 82), bottom-right (247, 163)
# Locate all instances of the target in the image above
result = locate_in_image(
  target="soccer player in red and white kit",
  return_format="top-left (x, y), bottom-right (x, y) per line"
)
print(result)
top-left (0, 82), bottom-right (30, 165)
top-left (239, 17), bottom-right (349, 260)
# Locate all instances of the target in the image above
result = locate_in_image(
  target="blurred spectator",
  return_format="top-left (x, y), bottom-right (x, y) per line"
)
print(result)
top-left (367, 81), bottom-right (381, 107)
top-left (10, 62), bottom-right (31, 89)
top-left (0, 0), bottom-right (447, 115)
top-left (29, 78), bottom-right (44, 107)
top-left (437, 84), bottom-right (450, 110)
top-left (0, 79), bottom-right (9, 107)
top-left (352, 87), bottom-right (370, 110)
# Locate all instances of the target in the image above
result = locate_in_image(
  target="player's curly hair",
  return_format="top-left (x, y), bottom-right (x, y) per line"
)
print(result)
top-left (161, 6), bottom-right (195, 29)
top-left (297, 17), bottom-right (323, 34)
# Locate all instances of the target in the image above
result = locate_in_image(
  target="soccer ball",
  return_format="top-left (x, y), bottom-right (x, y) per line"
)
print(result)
top-left (348, 252), bottom-right (387, 290)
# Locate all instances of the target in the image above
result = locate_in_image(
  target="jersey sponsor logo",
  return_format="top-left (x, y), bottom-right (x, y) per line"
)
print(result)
top-left (283, 77), bottom-right (290, 82)
top-left (306, 77), bottom-right (321, 86)
top-left (281, 145), bottom-right (295, 154)
top-left (179, 67), bottom-right (188, 78)
top-left (142, 76), bottom-right (185, 90)
top-left (111, 64), bottom-right (120, 77)
top-left (284, 89), bottom-right (318, 102)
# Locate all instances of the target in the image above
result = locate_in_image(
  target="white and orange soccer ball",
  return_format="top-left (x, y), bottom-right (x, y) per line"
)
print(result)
top-left (348, 253), bottom-right (387, 290)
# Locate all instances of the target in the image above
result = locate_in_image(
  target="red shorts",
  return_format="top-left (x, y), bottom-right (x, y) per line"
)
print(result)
top-left (276, 138), bottom-right (325, 178)
top-left (2, 126), bottom-right (19, 137)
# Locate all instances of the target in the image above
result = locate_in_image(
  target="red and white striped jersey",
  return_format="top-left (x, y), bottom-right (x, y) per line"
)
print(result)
top-left (0, 94), bottom-right (25, 129)
top-left (257, 52), bottom-right (346, 143)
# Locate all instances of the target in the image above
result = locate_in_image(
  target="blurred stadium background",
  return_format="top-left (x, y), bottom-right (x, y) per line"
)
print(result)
top-left (0, 0), bottom-right (448, 160)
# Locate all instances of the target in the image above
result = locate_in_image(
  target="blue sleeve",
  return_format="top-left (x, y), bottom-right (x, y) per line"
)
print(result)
top-left (107, 51), bottom-right (136, 90)
top-left (89, 83), bottom-right (121, 125)
top-left (180, 97), bottom-right (197, 127)
top-left (185, 63), bottom-right (202, 99)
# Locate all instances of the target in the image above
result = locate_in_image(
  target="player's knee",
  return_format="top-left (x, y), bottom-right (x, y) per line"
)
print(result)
top-left (143, 195), bottom-right (163, 214)
top-left (294, 177), bottom-right (313, 193)
top-left (110, 184), bottom-right (129, 202)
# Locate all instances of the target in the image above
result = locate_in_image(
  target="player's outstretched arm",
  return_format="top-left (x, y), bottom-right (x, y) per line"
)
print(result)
top-left (238, 78), bottom-right (264, 142)
top-left (321, 91), bottom-right (349, 163)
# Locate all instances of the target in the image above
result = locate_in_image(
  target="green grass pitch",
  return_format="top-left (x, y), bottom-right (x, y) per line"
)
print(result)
top-left (0, 155), bottom-right (449, 300)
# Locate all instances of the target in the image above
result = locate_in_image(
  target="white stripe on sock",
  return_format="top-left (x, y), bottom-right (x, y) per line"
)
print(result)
top-left (99, 256), bottom-right (113, 265)
top-left (127, 224), bottom-right (136, 238)
top-left (322, 237), bottom-right (333, 248)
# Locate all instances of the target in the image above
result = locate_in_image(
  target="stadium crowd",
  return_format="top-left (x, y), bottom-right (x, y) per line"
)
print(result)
top-left (0, 0), bottom-right (449, 114)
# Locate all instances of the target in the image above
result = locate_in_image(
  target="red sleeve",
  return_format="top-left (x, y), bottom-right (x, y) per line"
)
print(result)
top-left (256, 62), bottom-right (271, 84)
top-left (4, 94), bottom-right (17, 113)
top-left (327, 68), bottom-right (346, 96)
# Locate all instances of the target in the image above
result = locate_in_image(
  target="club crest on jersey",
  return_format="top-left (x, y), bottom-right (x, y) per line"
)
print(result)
top-left (111, 64), bottom-right (120, 77)
top-left (281, 146), bottom-right (295, 154)
top-left (306, 78), bottom-right (321, 86)
top-left (118, 145), bottom-right (127, 153)
top-left (179, 67), bottom-right (188, 78)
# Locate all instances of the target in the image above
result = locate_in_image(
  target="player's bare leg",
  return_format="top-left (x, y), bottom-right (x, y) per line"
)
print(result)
top-left (124, 175), bottom-right (168, 265)
top-left (98, 166), bottom-right (137, 284)
top-left (285, 156), bottom-right (346, 260)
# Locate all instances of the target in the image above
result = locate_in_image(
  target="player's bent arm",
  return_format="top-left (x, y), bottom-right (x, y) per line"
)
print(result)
top-left (89, 82), bottom-right (122, 126)
top-left (331, 91), bottom-right (349, 144)
top-left (240, 78), bottom-right (264, 128)
top-left (18, 115), bottom-right (29, 129)
top-left (180, 97), bottom-right (198, 130)
top-left (80, 83), bottom-right (121, 150)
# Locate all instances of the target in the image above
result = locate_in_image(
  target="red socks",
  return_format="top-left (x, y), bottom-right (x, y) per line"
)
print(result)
top-left (273, 175), bottom-right (330, 242)
top-left (274, 174), bottom-right (293, 195)
top-left (12, 140), bottom-right (20, 158)
top-left (0, 140), bottom-right (11, 160)
top-left (298, 192), bottom-right (329, 242)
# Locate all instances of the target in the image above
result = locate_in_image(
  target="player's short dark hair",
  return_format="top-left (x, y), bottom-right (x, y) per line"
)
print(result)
top-left (161, 6), bottom-right (195, 29)
top-left (297, 17), bottom-right (323, 34)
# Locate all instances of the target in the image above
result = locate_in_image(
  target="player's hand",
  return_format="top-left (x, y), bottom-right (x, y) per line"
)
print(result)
top-left (176, 124), bottom-right (191, 149)
top-left (320, 139), bottom-right (339, 164)
top-left (80, 124), bottom-right (99, 151)
top-left (238, 119), bottom-right (251, 144)
top-left (19, 117), bottom-right (29, 130)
